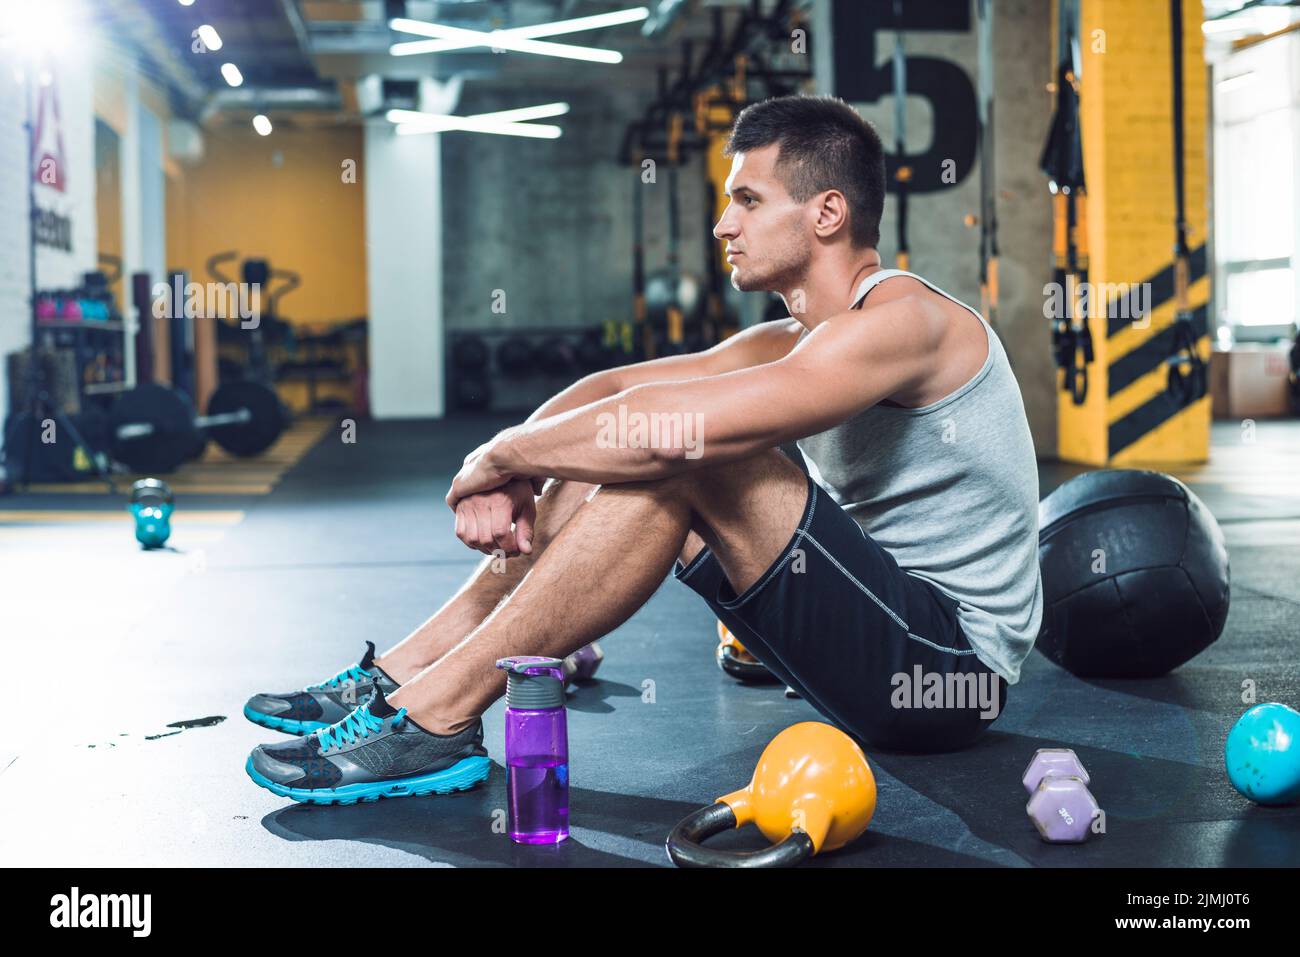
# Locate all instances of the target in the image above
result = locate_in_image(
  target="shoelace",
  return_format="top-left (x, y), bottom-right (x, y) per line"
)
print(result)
top-left (307, 664), bottom-right (371, 692)
top-left (316, 704), bottom-right (407, 753)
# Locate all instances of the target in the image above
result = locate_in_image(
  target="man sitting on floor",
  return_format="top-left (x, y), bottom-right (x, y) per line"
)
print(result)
top-left (243, 94), bottom-right (1042, 804)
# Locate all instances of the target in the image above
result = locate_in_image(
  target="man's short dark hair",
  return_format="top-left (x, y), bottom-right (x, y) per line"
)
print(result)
top-left (724, 95), bottom-right (885, 249)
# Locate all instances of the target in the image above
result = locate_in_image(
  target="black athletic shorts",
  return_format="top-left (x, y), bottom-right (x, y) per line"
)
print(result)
top-left (675, 471), bottom-right (1008, 754)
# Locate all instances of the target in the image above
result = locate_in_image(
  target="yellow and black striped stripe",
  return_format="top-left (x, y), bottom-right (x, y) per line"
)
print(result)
top-left (1059, 0), bottom-right (1211, 467)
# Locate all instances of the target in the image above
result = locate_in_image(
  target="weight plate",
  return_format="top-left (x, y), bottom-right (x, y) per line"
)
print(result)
top-left (452, 336), bottom-right (490, 372)
top-left (72, 405), bottom-right (111, 455)
top-left (495, 336), bottom-right (536, 376)
top-left (453, 373), bottom-right (492, 410)
top-left (536, 337), bottom-right (576, 376)
top-left (185, 430), bottom-right (209, 462)
top-left (206, 381), bottom-right (286, 457)
top-left (110, 383), bottom-right (200, 474)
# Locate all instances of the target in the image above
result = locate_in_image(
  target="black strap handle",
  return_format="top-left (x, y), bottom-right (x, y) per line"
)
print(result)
top-left (666, 803), bottom-right (815, 868)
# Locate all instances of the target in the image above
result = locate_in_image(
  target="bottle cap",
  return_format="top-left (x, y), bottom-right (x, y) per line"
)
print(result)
top-left (496, 656), bottom-right (565, 710)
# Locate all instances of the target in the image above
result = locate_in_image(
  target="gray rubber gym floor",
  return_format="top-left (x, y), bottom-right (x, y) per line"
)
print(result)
top-left (2, 416), bottom-right (1298, 867)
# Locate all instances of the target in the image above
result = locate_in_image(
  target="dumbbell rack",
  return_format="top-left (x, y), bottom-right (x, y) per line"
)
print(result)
top-left (8, 298), bottom-right (129, 483)
top-left (271, 319), bottom-right (367, 415)
top-left (35, 312), bottom-right (129, 399)
top-left (447, 325), bottom-right (626, 414)
top-left (4, 68), bottom-right (118, 491)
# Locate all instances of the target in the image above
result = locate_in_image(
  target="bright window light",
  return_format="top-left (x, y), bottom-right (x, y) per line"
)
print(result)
top-left (196, 24), bottom-right (222, 51)
top-left (1216, 71), bottom-right (1255, 93)
top-left (1250, 7), bottom-right (1294, 34)
top-left (1204, 6), bottom-right (1295, 37)
top-left (252, 114), bottom-right (272, 136)
top-left (1202, 19), bottom-right (1251, 36)
top-left (220, 62), bottom-right (243, 87)
top-left (0, 1), bottom-right (77, 56)
top-left (1226, 269), bottom-right (1294, 327)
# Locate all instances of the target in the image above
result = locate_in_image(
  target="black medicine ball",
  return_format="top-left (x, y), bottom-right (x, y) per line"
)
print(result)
top-left (1036, 469), bottom-right (1230, 679)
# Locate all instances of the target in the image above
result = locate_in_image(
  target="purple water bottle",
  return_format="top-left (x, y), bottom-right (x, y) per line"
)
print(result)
top-left (496, 656), bottom-right (569, 844)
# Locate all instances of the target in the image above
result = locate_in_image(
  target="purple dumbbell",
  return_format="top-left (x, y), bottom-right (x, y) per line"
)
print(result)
top-left (561, 642), bottom-right (604, 685)
top-left (1023, 748), bottom-right (1100, 843)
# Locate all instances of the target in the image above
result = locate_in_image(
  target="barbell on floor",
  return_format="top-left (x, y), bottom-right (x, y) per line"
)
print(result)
top-left (110, 381), bottom-right (288, 474)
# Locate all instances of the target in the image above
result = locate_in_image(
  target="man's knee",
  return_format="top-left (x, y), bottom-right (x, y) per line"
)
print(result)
top-left (534, 479), bottom-right (599, 543)
top-left (714, 447), bottom-right (803, 482)
top-left (645, 448), bottom-right (800, 501)
top-left (679, 449), bottom-right (807, 521)
top-left (678, 531), bottom-right (707, 567)
top-left (540, 477), bottom-right (598, 501)
top-left (599, 449), bottom-right (803, 563)
top-left (648, 449), bottom-right (804, 558)
top-left (538, 478), bottom-right (598, 501)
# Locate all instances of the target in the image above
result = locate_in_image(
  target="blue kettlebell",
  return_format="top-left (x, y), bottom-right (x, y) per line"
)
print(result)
top-left (129, 478), bottom-right (173, 549)
top-left (1225, 702), bottom-right (1300, 806)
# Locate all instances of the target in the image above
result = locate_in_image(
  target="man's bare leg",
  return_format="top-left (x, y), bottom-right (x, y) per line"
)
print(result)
top-left (388, 449), bottom-right (808, 733)
top-left (375, 479), bottom-right (597, 682)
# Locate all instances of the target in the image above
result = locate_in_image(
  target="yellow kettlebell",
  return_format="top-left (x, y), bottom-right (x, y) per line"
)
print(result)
top-left (715, 620), bottom-right (778, 683)
top-left (666, 721), bottom-right (877, 867)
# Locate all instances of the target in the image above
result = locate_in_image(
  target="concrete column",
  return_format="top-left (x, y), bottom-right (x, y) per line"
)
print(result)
top-left (813, 0), bottom-right (1055, 455)
top-left (364, 120), bottom-right (443, 418)
top-left (117, 64), bottom-right (165, 386)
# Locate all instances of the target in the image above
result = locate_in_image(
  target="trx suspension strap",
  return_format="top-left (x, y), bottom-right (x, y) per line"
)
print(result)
top-left (1165, 0), bottom-right (1207, 407)
top-left (1040, 0), bottom-right (1092, 405)
top-left (976, 0), bottom-right (999, 326)
top-left (1288, 326), bottom-right (1300, 415)
top-left (702, 174), bottom-right (724, 348)
top-left (631, 156), bottom-right (648, 360)
top-left (892, 0), bottom-right (911, 270)
top-left (666, 111), bottom-right (686, 353)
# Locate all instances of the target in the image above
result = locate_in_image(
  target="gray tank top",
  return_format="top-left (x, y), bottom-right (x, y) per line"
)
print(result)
top-left (796, 269), bottom-right (1042, 683)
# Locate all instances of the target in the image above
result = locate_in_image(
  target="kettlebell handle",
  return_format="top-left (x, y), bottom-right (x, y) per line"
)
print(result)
top-left (665, 802), bottom-right (815, 868)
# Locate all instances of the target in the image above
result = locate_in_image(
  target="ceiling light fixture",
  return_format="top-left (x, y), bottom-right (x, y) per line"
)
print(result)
top-left (386, 105), bottom-right (568, 139)
top-left (196, 24), bottom-right (222, 51)
top-left (389, 6), bottom-right (647, 61)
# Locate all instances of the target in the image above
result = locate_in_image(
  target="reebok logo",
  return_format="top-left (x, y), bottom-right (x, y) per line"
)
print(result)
top-left (49, 887), bottom-right (151, 937)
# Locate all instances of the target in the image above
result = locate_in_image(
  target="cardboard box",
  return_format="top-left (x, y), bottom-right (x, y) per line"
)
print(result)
top-left (1210, 345), bottom-right (1293, 419)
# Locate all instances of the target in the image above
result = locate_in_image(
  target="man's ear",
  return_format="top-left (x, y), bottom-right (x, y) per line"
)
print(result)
top-left (812, 190), bottom-right (851, 241)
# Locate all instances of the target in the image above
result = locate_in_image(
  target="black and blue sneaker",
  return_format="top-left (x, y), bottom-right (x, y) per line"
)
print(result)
top-left (243, 641), bottom-right (400, 736)
top-left (245, 684), bottom-right (491, 806)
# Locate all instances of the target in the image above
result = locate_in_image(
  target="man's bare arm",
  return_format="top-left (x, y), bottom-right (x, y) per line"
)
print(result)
top-left (468, 298), bottom-right (939, 491)
top-left (522, 318), bottom-right (803, 425)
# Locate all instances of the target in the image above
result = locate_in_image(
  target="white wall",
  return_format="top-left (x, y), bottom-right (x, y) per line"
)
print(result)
top-left (363, 121), bottom-right (444, 418)
top-left (32, 60), bottom-right (97, 288)
top-left (0, 53), bottom-right (31, 422)
top-left (0, 40), bottom-right (97, 424)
